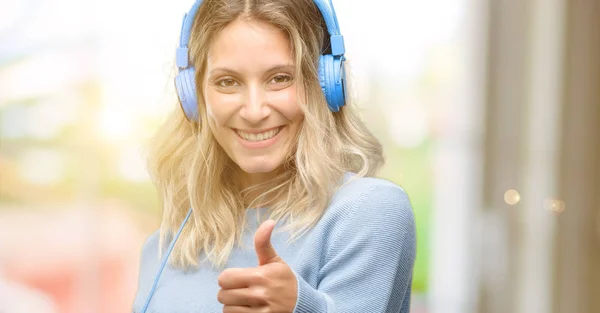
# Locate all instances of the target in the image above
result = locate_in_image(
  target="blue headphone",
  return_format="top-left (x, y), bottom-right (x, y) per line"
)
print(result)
top-left (175, 0), bottom-right (347, 122)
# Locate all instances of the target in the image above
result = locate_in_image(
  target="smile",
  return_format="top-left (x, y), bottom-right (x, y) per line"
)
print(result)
top-left (235, 127), bottom-right (282, 142)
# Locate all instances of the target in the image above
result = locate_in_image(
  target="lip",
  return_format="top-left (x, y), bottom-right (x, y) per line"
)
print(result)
top-left (233, 126), bottom-right (284, 149)
top-left (234, 126), bottom-right (282, 134)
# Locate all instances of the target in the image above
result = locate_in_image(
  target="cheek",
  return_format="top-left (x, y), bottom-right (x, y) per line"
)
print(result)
top-left (204, 89), bottom-right (239, 127)
top-left (272, 86), bottom-right (304, 120)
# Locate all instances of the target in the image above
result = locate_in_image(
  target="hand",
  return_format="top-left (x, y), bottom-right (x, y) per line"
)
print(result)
top-left (217, 219), bottom-right (298, 313)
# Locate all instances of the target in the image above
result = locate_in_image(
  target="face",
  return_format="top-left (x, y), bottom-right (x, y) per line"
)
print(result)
top-left (203, 18), bottom-right (303, 187)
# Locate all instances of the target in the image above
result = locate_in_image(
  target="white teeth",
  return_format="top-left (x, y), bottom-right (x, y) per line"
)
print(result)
top-left (236, 127), bottom-right (281, 142)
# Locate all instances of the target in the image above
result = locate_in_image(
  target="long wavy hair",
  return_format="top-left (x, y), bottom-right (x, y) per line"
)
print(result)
top-left (146, 0), bottom-right (384, 270)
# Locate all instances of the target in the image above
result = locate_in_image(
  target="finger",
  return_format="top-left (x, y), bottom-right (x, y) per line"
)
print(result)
top-left (217, 287), bottom-right (267, 307)
top-left (254, 219), bottom-right (281, 265)
top-left (218, 268), bottom-right (261, 289)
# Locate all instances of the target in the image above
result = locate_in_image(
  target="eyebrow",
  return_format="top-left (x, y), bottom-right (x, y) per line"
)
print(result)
top-left (209, 64), bottom-right (296, 75)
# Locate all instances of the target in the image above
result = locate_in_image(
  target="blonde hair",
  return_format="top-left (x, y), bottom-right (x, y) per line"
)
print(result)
top-left (147, 0), bottom-right (384, 270)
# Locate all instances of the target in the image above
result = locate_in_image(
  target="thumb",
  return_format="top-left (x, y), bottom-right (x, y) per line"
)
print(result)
top-left (254, 219), bottom-right (281, 265)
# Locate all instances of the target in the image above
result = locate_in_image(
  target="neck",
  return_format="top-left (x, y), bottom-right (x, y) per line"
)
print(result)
top-left (238, 167), bottom-right (286, 209)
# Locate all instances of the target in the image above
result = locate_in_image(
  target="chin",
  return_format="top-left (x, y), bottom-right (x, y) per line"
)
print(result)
top-left (235, 155), bottom-right (283, 174)
top-left (238, 159), bottom-right (281, 174)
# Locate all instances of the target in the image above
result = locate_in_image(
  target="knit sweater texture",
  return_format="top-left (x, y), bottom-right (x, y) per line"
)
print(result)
top-left (132, 173), bottom-right (416, 313)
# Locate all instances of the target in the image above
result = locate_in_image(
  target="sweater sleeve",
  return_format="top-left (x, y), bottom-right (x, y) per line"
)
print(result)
top-left (292, 184), bottom-right (417, 313)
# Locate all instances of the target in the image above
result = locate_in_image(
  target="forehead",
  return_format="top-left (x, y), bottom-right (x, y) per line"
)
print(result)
top-left (207, 18), bottom-right (294, 69)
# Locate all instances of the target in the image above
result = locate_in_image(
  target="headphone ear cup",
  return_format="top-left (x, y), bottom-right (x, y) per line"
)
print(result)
top-left (318, 55), bottom-right (329, 105)
top-left (175, 67), bottom-right (199, 121)
top-left (318, 54), bottom-right (346, 112)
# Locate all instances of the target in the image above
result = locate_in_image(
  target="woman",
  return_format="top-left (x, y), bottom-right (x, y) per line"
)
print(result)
top-left (132, 0), bottom-right (416, 312)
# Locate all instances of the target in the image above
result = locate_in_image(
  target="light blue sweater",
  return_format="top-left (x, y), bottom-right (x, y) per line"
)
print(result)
top-left (132, 173), bottom-right (416, 313)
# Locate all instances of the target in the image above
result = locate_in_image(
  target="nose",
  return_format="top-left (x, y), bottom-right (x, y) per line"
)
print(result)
top-left (239, 83), bottom-right (270, 123)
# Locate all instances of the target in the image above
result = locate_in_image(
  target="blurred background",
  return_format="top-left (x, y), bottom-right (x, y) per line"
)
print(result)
top-left (0, 0), bottom-right (598, 312)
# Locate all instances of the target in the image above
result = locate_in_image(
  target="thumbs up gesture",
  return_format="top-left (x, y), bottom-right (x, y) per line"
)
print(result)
top-left (217, 220), bottom-right (298, 312)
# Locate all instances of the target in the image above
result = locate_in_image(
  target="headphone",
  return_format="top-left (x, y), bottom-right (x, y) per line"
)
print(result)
top-left (175, 0), bottom-right (347, 122)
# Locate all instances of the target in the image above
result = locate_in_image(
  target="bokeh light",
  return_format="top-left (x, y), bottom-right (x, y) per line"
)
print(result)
top-left (544, 198), bottom-right (566, 214)
top-left (504, 189), bottom-right (521, 205)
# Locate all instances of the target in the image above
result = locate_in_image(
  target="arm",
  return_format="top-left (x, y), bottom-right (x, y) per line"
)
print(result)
top-left (293, 185), bottom-right (416, 313)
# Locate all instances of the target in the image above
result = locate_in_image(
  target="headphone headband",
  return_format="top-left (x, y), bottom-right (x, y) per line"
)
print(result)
top-left (312, 0), bottom-right (345, 55)
top-left (176, 0), bottom-right (345, 70)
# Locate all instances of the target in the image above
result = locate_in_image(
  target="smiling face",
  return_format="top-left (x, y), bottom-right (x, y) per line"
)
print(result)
top-left (203, 18), bottom-right (304, 187)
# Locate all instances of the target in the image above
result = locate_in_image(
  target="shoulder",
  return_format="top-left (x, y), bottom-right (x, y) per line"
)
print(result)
top-left (333, 172), bottom-right (412, 216)
top-left (139, 229), bottom-right (161, 266)
top-left (326, 172), bottom-right (415, 235)
top-left (134, 229), bottom-right (162, 297)
top-left (315, 172), bottom-right (416, 263)
top-left (337, 172), bottom-right (407, 196)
